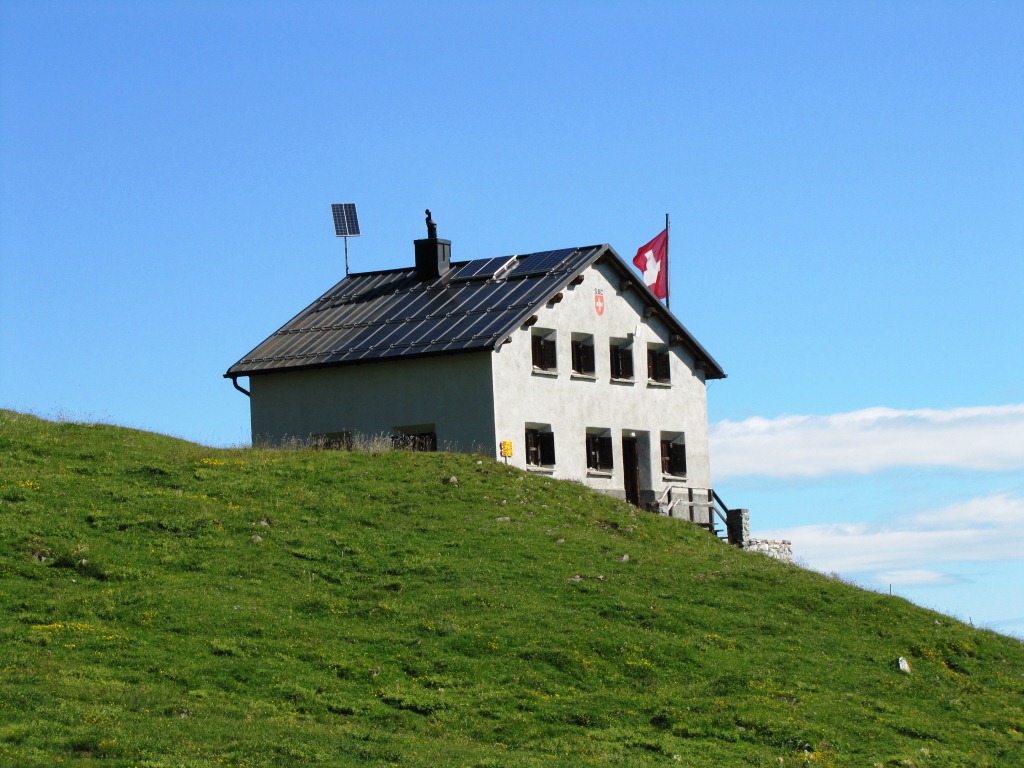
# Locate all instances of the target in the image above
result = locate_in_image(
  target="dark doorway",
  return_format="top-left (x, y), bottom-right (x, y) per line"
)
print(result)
top-left (622, 436), bottom-right (640, 507)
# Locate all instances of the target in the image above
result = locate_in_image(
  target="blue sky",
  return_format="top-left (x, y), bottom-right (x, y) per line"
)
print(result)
top-left (2, 1), bottom-right (1022, 637)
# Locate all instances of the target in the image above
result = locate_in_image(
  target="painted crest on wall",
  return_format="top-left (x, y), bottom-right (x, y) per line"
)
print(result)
top-left (594, 289), bottom-right (605, 316)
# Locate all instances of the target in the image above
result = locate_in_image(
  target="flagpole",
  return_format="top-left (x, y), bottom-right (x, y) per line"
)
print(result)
top-left (665, 212), bottom-right (670, 311)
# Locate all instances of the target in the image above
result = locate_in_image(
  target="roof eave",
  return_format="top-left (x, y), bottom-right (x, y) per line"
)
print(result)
top-left (225, 344), bottom-right (494, 379)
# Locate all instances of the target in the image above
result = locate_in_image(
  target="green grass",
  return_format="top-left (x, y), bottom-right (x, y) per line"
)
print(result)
top-left (0, 409), bottom-right (1021, 767)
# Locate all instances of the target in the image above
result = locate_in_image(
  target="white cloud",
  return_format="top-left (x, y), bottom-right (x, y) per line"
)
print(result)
top-left (758, 493), bottom-right (1024, 574)
top-left (913, 493), bottom-right (1024, 527)
top-left (711, 404), bottom-right (1024, 478)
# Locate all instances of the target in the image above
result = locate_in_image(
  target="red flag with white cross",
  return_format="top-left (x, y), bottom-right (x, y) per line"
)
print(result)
top-left (632, 229), bottom-right (668, 300)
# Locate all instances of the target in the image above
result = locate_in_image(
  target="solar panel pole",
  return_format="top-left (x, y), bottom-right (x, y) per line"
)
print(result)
top-left (330, 203), bottom-right (361, 276)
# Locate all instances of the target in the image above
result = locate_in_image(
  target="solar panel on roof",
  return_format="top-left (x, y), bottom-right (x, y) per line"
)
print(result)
top-left (224, 243), bottom-right (700, 377)
top-left (507, 248), bottom-right (576, 277)
top-left (449, 256), bottom-right (515, 282)
top-left (330, 203), bottom-right (360, 237)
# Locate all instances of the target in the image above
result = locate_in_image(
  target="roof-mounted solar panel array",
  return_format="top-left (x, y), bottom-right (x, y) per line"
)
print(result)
top-left (331, 203), bottom-right (360, 237)
top-left (506, 248), bottom-right (577, 277)
top-left (448, 256), bottom-right (515, 282)
top-left (225, 243), bottom-right (725, 380)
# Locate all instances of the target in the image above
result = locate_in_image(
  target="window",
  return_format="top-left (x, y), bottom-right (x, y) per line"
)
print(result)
top-left (661, 435), bottom-right (687, 476)
top-left (609, 340), bottom-right (634, 380)
top-left (531, 329), bottom-right (557, 371)
top-left (586, 430), bottom-right (614, 471)
top-left (392, 427), bottom-right (437, 452)
top-left (525, 427), bottom-right (556, 467)
top-left (647, 346), bottom-right (670, 383)
top-left (571, 334), bottom-right (595, 376)
top-left (312, 431), bottom-right (353, 450)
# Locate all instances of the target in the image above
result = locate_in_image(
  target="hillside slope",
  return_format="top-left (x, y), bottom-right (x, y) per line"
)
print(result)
top-left (0, 410), bottom-right (1021, 767)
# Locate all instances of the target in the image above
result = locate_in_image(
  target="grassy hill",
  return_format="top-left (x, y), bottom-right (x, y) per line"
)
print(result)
top-left (0, 410), bottom-right (1021, 767)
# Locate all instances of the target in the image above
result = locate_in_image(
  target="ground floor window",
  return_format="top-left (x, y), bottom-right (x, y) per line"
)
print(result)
top-left (660, 433), bottom-right (687, 476)
top-left (525, 427), bottom-right (556, 466)
top-left (312, 431), bottom-right (353, 450)
top-left (392, 430), bottom-right (438, 452)
top-left (586, 430), bottom-right (614, 471)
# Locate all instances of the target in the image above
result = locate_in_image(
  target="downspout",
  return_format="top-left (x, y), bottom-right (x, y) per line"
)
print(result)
top-left (230, 375), bottom-right (250, 398)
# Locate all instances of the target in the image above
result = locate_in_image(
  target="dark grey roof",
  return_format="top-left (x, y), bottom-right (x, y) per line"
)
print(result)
top-left (226, 244), bottom-right (726, 379)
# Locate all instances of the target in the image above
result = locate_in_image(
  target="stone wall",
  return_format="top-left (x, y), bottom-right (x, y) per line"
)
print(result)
top-left (745, 538), bottom-right (793, 563)
top-left (726, 508), bottom-right (750, 547)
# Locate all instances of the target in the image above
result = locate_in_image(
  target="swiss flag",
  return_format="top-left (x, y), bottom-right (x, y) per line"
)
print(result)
top-left (632, 229), bottom-right (668, 299)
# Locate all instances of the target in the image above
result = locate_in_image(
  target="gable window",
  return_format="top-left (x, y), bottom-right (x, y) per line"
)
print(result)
top-left (571, 334), bottom-right (596, 376)
top-left (609, 339), bottom-right (634, 380)
top-left (660, 433), bottom-right (687, 477)
top-left (531, 329), bottom-right (557, 372)
top-left (586, 429), bottom-right (614, 472)
top-left (525, 426), bottom-right (556, 467)
top-left (647, 345), bottom-right (671, 383)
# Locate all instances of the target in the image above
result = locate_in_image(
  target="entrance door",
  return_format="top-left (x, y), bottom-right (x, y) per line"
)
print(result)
top-left (622, 436), bottom-right (640, 507)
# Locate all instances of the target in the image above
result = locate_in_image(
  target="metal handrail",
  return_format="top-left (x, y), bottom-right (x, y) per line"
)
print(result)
top-left (709, 492), bottom-right (729, 527)
top-left (712, 488), bottom-right (730, 513)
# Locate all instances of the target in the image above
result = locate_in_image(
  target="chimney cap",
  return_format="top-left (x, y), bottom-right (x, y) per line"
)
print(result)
top-left (425, 209), bottom-right (437, 239)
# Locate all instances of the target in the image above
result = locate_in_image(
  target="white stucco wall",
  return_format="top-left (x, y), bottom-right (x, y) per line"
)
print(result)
top-left (490, 260), bottom-right (713, 509)
top-left (248, 352), bottom-right (497, 453)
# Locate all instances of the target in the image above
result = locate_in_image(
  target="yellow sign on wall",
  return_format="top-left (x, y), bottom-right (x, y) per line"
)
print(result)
top-left (499, 440), bottom-right (513, 458)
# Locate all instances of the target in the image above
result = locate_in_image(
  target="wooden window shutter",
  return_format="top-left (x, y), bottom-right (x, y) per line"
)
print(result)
top-left (658, 351), bottom-right (670, 382)
top-left (539, 432), bottom-right (556, 465)
top-left (598, 436), bottom-right (613, 469)
top-left (525, 428), bottom-right (539, 465)
top-left (661, 439), bottom-right (686, 475)
top-left (670, 441), bottom-right (686, 475)
top-left (579, 341), bottom-right (593, 374)
top-left (588, 434), bottom-right (613, 470)
top-left (611, 345), bottom-right (633, 379)
top-left (648, 349), bottom-right (670, 382)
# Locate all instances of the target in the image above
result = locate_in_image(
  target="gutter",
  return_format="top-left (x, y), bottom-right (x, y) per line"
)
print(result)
top-left (229, 375), bottom-right (250, 398)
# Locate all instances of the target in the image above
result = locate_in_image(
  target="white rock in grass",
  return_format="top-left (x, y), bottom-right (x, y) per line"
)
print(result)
top-left (898, 656), bottom-right (911, 673)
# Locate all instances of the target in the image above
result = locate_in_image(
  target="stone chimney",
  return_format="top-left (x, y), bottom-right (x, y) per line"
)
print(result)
top-left (414, 209), bottom-right (451, 281)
